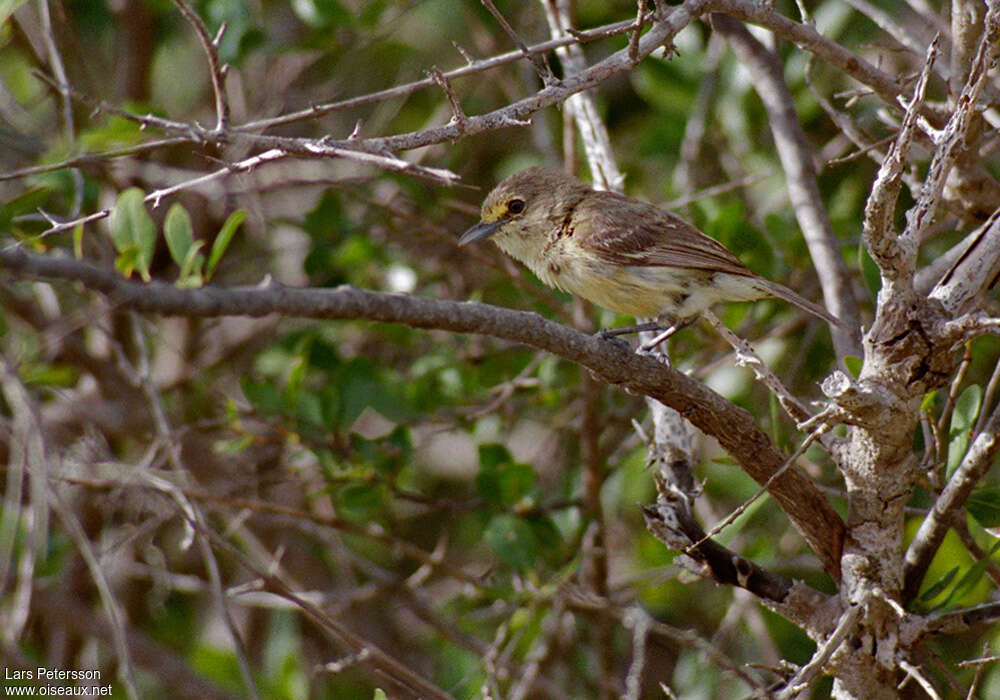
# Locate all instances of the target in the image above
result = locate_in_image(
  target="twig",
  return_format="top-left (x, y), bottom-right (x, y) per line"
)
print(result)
top-left (684, 430), bottom-right (821, 554)
top-left (934, 343), bottom-right (973, 471)
top-left (900, 12), bottom-right (999, 250)
top-left (776, 604), bottom-right (861, 699)
top-left (844, 0), bottom-right (945, 76)
top-left (957, 654), bottom-right (1000, 668)
top-left (628, 0), bottom-right (650, 65)
top-left (481, 0), bottom-right (556, 85)
top-left (49, 490), bottom-right (140, 699)
top-left (710, 13), bottom-right (860, 355)
top-left (38, 0), bottom-right (84, 217)
top-left (622, 606), bottom-right (651, 700)
top-left (53, 470), bottom-right (487, 588)
top-left (702, 310), bottom-right (833, 442)
top-left (861, 35), bottom-right (939, 282)
top-left (123, 314), bottom-right (261, 699)
top-left (706, 0), bottom-right (945, 114)
top-left (902, 404), bottom-right (1000, 602)
top-left (236, 15), bottom-right (653, 133)
top-left (172, 0), bottom-right (230, 131)
top-left (508, 595), bottom-right (568, 700)
top-left (898, 659), bottom-right (943, 700)
top-left (541, 0), bottom-right (623, 192)
top-left (673, 33), bottom-right (725, 208)
top-left (0, 137), bottom-right (194, 183)
top-left (428, 67), bottom-right (467, 128)
top-left (642, 476), bottom-right (805, 606)
top-left (199, 525), bottom-right (459, 700)
top-left (974, 354), bottom-right (1000, 435)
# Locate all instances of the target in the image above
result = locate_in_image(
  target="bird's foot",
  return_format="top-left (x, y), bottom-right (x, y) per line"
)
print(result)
top-left (597, 322), bottom-right (664, 338)
top-left (596, 328), bottom-right (635, 351)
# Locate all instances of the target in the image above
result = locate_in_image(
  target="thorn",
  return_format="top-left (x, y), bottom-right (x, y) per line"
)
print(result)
top-left (212, 21), bottom-right (228, 48)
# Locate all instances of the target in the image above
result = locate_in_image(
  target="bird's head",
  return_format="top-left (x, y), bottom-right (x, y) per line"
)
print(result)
top-left (459, 167), bottom-right (589, 248)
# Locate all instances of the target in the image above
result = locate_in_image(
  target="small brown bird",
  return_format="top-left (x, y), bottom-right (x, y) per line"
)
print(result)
top-left (460, 167), bottom-right (844, 340)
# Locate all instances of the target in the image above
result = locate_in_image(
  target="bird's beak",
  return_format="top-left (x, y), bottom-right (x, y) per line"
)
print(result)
top-left (459, 220), bottom-right (502, 246)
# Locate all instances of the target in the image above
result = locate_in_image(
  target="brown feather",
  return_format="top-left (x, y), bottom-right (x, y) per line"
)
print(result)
top-left (572, 191), bottom-right (756, 277)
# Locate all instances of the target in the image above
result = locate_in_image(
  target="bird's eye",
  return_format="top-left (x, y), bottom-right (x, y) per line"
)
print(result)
top-left (507, 198), bottom-right (526, 215)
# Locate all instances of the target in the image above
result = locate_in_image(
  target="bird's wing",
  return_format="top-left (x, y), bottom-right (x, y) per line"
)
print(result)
top-left (573, 191), bottom-right (755, 277)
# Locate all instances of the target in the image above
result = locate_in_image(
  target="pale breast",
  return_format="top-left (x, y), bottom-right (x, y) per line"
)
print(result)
top-left (497, 233), bottom-right (764, 319)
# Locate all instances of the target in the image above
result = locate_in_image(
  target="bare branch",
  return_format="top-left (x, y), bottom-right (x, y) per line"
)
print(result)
top-left (707, 0), bottom-right (944, 115)
top-left (0, 246), bottom-right (847, 577)
top-left (0, 137), bottom-right (194, 183)
top-left (898, 659), bottom-right (943, 700)
top-left (642, 473), bottom-right (799, 605)
top-left (710, 13), bottom-right (860, 356)
top-left (844, 0), bottom-right (947, 77)
top-left (902, 405), bottom-right (1000, 602)
top-left (901, 9), bottom-right (1000, 250)
top-left (481, 0), bottom-right (557, 85)
top-left (172, 0), bottom-right (230, 131)
top-left (541, 0), bottom-right (623, 191)
top-left (951, 0), bottom-right (988, 92)
top-left (199, 526), bottom-right (459, 700)
top-left (37, 0), bottom-right (83, 217)
top-left (427, 67), bottom-right (467, 128)
top-left (776, 603), bottom-right (862, 699)
top-left (237, 15), bottom-right (653, 133)
top-left (929, 207), bottom-right (1000, 317)
top-left (861, 35), bottom-right (939, 284)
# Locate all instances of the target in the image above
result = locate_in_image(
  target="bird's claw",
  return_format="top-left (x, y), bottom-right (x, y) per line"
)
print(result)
top-left (596, 329), bottom-right (633, 350)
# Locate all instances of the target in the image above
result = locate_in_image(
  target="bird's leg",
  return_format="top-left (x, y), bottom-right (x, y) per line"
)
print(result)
top-left (596, 321), bottom-right (667, 350)
top-left (597, 321), bottom-right (666, 339)
top-left (639, 317), bottom-right (695, 352)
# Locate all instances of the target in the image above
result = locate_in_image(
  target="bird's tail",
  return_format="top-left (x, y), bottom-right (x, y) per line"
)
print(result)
top-left (753, 278), bottom-right (848, 331)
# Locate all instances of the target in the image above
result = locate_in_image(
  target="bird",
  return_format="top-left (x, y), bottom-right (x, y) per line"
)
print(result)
top-left (459, 167), bottom-right (845, 346)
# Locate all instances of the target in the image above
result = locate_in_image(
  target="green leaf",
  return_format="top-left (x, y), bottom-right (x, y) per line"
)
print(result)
top-left (858, 239), bottom-right (881, 297)
top-left (291, 0), bottom-right (355, 28)
top-left (177, 245), bottom-right (206, 288)
top-left (113, 246), bottom-right (140, 278)
top-left (73, 223), bottom-right (84, 260)
top-left (478, 443), bottom-right (513, 470)
top-left (373, 690), bottom-right (387, 700)
top-left (109, 188), bottom-right (156, 281)
top-left (296, 392), bottom-right (324, 427)
top-left (241, 378), bottom-right (284, 415)
top-left (967, 487), bottom-right (1000, 528)
top-left (484, 514), bottom-right (539, 570)
top-left (953, 385), bottom-right (983, 432)
top-left (475, 444), bottom-right (536, 507)
top-left (920, 566), bottom-right (958, 602)
top-left (920, 391), bottom-right (937, 413)
top-left (477, 462), bottom-right (536, 507)
top-left (946, 539), bottom-right (1000, 605)
top-left (336, 482), bottom-right (382, 520)
top-left (843, 356), bottom-right (863, 379)
top-left (206, 209), bottom-right (246, 280)
top-left (0, 186), bottom-right (53, 232)
top-left (947, 385), bottom-right (982, 476)
top-left (164, 203), bottom-right (195, 266)
top-left (526, 514), bottom-right (563, 560)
